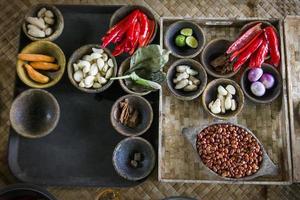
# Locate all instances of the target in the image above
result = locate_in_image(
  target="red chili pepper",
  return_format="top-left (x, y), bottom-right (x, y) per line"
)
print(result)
top-left (248, 39), bottom-right (268, 68)
top-left (143, 19), bottom-right (155, 46)
top-left (112, 39), bottom-right (127, 56)
top-left (264, 26), bottom-right (280, 67)
top-left (229, 29), bottom-right (263, 62)
top-left (233, 35), bottom-right (264, 71)
top-left (129, 22), bottom-right (141, 55)
top-left (226, 22), bottom-right (262, 54)
top-left (138, 12), bottom-right (149, 47)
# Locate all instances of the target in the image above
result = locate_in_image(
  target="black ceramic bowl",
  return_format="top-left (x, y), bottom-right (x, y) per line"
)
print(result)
top-left (112, 137), bottom-right (155, 181)
top-left (111, 94), bottom-right (153, 137)
top-left (0, 184), bottom-right (57, 200)
top-left (240, 64), bottom-right (282, 104)
top-left (201, 38), bottom-right (239, 78)
top-left (164, 21), bottom-right (205, 58)
top-left (166, 59), bottom-right (207, 101)
top-left (10, 89), bottom-right (60, 138)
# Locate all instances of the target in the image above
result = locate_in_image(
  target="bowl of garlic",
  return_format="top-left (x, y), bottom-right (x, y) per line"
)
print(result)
top-left (166, 58), bottom-right (207, 101)
top-left (202, 78), bottom-right (244, 119)
top-left (67, 44), bottom-right (117, 93)
top-left (22, 4), bottom-right (64, 41)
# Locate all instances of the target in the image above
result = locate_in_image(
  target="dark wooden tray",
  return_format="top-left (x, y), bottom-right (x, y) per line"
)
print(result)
top-left (8, 5), bottom-right (159, 187)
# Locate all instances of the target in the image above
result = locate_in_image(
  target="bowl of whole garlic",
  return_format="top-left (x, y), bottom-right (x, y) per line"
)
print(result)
top-left (67, 44), bottom-right (117, 93)
top-left (22, 4), bottom-right (64, 41)
top-left (166, 59), bottom-right (207, 101)
top-left (202, 78), bottom-right (244, 119)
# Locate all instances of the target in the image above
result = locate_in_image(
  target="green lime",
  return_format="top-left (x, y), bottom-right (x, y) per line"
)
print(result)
top-left (180, 28), bottom-right (193, 36)
top-left (186, 36), bottom-right (198, 48)
top-left (175, 35), bottom-right (186, 47)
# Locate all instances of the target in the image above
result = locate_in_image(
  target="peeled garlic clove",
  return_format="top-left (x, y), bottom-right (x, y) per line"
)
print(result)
top-left (78, 60), bottom-right (90, 68)
top-left (211, 99), bottom-right (221, 114)
top-left (26, 17), bottom-right (46, 29)
top-left (97, 58), bottom-right (105, 70)
top-left (28, 27), bottom-right (45, 38)
top-left (225, 95), bottom-right (232, 110)
top-left (45, 27), bottom-right (52, 36)
top-left (217, 94), bottom-right (225, 113)
top-left (217, 85), bottom-right (228, 96)
top-left (93, 82), bottom-right (102, 88)
top-left (89, 63), bottom-right (98, 76)
top-left (189, 76), bottom-right (200, 85)
top-left (173, 78), bottom-right (179, 84)
top-left (73, 63), bottom-right (79, 71)
top-left (84, 76), bottom-right (95, 88)
top-left (98, 76), bottom-right (107, 84)
top-left (188, 80), bottom-right (193, 85)
top-left (102, 53), bottom-right (108, 61)
top-left (175, 79), bottom-right (189, 89)
top-left (92, 48), bottom-right (104, 54)
top-left (37, 8), bottom-right (47, 18)
top-left (79, 80), bottom-right (85, 88)
top-left (102, 64), bottom-right (109, 73)
top-left (105, 67), bottom-right (113, 79)
top-left (90, 52), bottom-right (102, 60)
top-left (176, 72), bottom-right (189, 81)
top-left (226, 85), bottom-right (236, 95)
top-left (73, 70), bottom-right (83, 82)
top-left (176, 65), bottom-right (188, 73)
top-left (231, 99), bottom-right (237, 111)
top-left (44, 17), bottom-right (55, 25)
top-left (45, 10), bottom-right (54, 18)
top-left (83, 55), bottom-right (92, 62)
top-left (208, 101), bottom-right (214, 109)
top-left (107, 58), bottom-right (114, 67)
top-left (186, 68), bottom-right (198, 76)
top-left (83, 65), bottom-right (91, 74)
top-left (183, 84), bottom-right (197, 91)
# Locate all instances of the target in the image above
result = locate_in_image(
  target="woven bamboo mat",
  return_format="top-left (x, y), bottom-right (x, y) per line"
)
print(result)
top-left (1, 0), bottom-right (300, 199)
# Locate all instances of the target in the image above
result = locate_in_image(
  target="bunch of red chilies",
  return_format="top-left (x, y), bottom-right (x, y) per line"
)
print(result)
top-left (101, 9), bottom-right (155, 56)
top-left (226, 22), bottom-right (280, 72)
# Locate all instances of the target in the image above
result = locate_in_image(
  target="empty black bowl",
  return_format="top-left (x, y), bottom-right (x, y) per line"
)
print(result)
top-left (10, 89), bottom-right (60, 138)
top-left (240, 63), bottom-right (282, 104)
top-left (164, 21), bottom-right (205, 58)
top-left (112, 137), bottom-right (155, 181)
top-left (0, 184), bottom-right (57, 200)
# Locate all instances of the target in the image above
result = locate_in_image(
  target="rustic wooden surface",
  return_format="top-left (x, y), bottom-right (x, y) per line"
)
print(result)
top-left (1, 0), bottom-right (300, 199)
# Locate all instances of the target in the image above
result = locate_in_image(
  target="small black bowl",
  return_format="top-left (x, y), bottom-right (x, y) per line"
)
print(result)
top-left (0, 184), bottom-right (57, 200)
top-left (164, 21), bottom-right (205, 58)
top-left (240, 63), bottom-right (282, 104)
top-left (201, 38), bottom-right (239, 78)
top-left (112, 137), bottom-right (155, 181)
top-left (10, 89), bottom-right (60, 138)
top-left (166, 59), bottom-right (207, 100)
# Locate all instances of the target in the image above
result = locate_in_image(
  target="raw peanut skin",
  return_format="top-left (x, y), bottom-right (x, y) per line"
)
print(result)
top-left (24, 64), bottom-right (50, 84)
top-left (29, 61), bottom-right (59, 71)
top-left (18, 53), bottom-right (55, 62)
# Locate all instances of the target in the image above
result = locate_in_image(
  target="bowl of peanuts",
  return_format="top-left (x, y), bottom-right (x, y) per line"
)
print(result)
top-left (182, 122), bottom-right (278, 180)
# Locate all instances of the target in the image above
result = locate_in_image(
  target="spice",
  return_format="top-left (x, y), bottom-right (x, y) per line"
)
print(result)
top-left (119, 99), bottom-right (139, 128)
top-left (130, 152), bottom-right (143, 168)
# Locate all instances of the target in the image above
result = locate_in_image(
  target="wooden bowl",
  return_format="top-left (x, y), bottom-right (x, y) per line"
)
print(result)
top-left (201, 38), bottom-right (239, 78)
top-left (110, 94), bottom-right (153, 137)
top-left (112, 137), bottom-right (155, 181)
top-left (67, 44), bottom-right (117, 93)
top-left (17, 41), bottom-right (66, 88)
top-left (22, 4), bottom-right (64, 41)
top-left (202, 78), bottom-right (244, 119)
top-left (240, 64), bottom-right (282, 104)
top-left (10, 89), bottom-right (60, 138)
top-left (109, 5), bottom-right (157, 45)
top-left (118, 58), bottom-right (151, 96)
top-left (166, 59), bottom-right (207, 101)
top-left (164, 21), bottom-right (205, 58)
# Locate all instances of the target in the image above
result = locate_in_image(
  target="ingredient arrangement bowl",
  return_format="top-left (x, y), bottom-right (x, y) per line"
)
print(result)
top-left (109, 5), bottom-right (157, 45)
top-left (202, 78), bottom-right (244, 119)
top-left (67, 44), bottom-right (117, 93)
top-left (0, 184), bottom-right (57, 200)
top-left (166, 58), bottom-right (207, 101)
top-left (22, 4), bottom-right (64, 41)
top-left (164, 20), bottom-right (205, 58)
top-left (17, 41), bottom-right (66, 88)
top-left (111, 94), bottom-right (153, 137)
top-left (10, 89), bottom-right (60, 138)
top-left (201, 38), bottom-right (239, 78)
top-left (240, 63), bottom-right (282, 104)
top-left (118, 58), bottom-right (151, 96)
top-left (112, 137), bottom-right (155, 181)
top-left (239, 21), bottom-right (275, 36)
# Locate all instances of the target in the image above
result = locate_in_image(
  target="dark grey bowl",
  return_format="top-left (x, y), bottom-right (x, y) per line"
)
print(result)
top-left (167, 59), bottom-right (207, 101)
top-left (109, 5), bottom-right (157, 45)
top-left (118, 57), bottom-right (151, 96)
top-left (164, 21), bottom-right (205, 58)
top-left (111, 94), bottom-right (153, 137)
top-left (67, 44), bottom-right (117, 93)
top-left (239, 21), bottom-right (274, 36)
top-left (0, 184), bottom-right (57, 200)
top-left (23, 4), bottom-right (64, 41)
top-left (10, 89), bottom-right (60, 138)
top-left (112, 137), bottom-right (155, 181)
top-left (201, 38), bottom-right (239, 78)
top-left (202, 78), bottom-right (244, 119)
top-left (240, 63), bottom-right (282, 104)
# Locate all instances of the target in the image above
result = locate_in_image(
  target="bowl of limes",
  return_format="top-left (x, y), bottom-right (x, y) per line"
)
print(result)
top-left (164, 20), bottom-right (205, 58)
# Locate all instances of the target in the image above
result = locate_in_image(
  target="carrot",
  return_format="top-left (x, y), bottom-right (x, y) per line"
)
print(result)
top-left (24, 64), bottom-right (50, 84)
top-left (29, 61), bottom-right (59, 71)
top-left (18, 53), bottom-right (55, 62)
